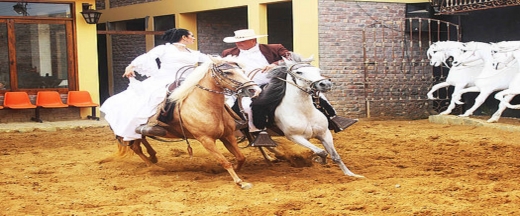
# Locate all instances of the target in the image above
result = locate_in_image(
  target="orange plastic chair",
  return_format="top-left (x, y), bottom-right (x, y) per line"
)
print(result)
top-left (36, 91), bottom-right (68, 108)
top-left (3, 92), bottom-right (37, 109)
top-left (3, 92), bottom-right (38, 122)
top-left (67, 91), bottom-right (100, 120)
top-left (34, 91), bottom-right (69, 122)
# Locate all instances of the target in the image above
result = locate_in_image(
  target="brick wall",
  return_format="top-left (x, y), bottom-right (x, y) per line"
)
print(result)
top-left (196, 4), bottom-right (291, 56)
top-left (95, 0), bottom-right (105, 10)
top-left (197, 7), bottom-right (248, 56)
top-left (318, 0), bottom-right (415, 118)
top-left (110, 35), bottom-right (147, 94)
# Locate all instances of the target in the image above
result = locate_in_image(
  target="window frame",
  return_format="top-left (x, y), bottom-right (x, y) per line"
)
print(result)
top-left (0, 3), bottom-right (77, 95)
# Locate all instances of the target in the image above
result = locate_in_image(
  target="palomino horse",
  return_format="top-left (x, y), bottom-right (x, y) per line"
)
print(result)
top-left (249, 53), bottom-right (364, 178)
top-left (105, 56), bottom-right (262, 189)
top-left (426, 41), bottom-right (485, 115)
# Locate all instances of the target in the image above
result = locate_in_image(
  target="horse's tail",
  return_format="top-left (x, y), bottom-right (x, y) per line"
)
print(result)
top-left (116, 142), bottom-right (135, 158)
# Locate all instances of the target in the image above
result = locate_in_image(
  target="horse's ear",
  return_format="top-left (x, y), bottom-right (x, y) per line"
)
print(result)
top-left (303, 54), bottom-right (314, 63)
top-left (282, 56), bottom-right (294, 65)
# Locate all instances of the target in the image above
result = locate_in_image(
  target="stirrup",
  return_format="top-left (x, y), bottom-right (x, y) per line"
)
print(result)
top-left (329, 116), bottom-right (358, 133)
top-left (250, 131), bottom-right (278, 147)
top-left (135, 125), bottom-right (167, 137)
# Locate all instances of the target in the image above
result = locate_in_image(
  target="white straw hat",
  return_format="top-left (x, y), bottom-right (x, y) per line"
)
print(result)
top-left (223, 29), bottom-right (268, 43)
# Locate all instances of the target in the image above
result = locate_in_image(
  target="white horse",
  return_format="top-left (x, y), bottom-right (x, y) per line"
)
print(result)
top-left (487, 41), bottom-right (520, 122)
top-left (426, 41), bottom-right (485, 115)
top-left (250, 53), bottom-right (363, 178)
top-left (451, 41), bottom-right (520, 120)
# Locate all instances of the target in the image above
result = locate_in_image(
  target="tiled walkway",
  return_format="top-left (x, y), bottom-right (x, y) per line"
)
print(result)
top-left (0, 118), bottom-right (109, 133)
top-left (429, 115), bottom-right (520, 132)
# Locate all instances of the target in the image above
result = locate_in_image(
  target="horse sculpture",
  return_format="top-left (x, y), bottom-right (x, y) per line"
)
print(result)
top-left (451, 41), bottom-right (520, 121)
top-left (246, 53), bottom-right (364, 178)
top-left (426, 41), bottom-right (485, 115)
top-left (103, 55), bottom-right (262, 189)
top-left (487, 41), bottom-right (520, 122)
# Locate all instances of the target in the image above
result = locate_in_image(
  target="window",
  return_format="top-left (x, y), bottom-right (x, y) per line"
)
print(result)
top-left (154, 15), bottom-right (175, 46)
top-left (0, 2), bottom-right (74, 93)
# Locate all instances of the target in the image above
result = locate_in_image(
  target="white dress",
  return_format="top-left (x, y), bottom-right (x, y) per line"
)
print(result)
top-left (100, 43), bottom-right (209, 141)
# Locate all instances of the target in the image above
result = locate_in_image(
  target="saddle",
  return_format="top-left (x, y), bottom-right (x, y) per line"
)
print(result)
top-left (156, 65), bottom-right (195, 125)
top-left (249, 83), bottom-right (357, 133)
top-left (156, 95), bottom-right (247, 132)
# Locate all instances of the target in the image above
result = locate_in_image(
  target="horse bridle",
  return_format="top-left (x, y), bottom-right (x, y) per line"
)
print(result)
top-left (277, 63), bottom-right (330, 95)
top-left (195, 62), bottom-right (257, 96)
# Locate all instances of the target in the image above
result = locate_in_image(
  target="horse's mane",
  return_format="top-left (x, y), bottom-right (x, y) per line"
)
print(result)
top-left (464, 41), bottom-right (491, 51)
top-left (168, 59), bottom-right (212, 102)
top-left (493, 41), bottom-right (520, 52)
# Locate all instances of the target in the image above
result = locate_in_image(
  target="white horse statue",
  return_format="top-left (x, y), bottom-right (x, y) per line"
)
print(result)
top-left (427, 41), bottom-right (464, 67)
top-left (426, 41), bottom-right (485, 115)
top-left (249, 53), bottom-right (364, 178)
top-left (451, 41), bottom-right (520, 120)
top-left (487, 41), bottom-right (520, 122)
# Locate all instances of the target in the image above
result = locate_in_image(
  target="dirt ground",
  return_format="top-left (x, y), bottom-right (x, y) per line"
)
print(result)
top-left (1, 118), bottom-right (520, 215)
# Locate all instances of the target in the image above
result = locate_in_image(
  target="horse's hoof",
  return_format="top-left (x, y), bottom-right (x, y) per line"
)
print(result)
top-left (239, 182), bottom-right (253, 190)
top-left (312, 155), bottom-right (326, 164)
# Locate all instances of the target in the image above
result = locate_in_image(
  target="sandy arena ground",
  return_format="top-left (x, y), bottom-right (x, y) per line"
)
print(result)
top-left (1, 117), bottom-right (519, 215)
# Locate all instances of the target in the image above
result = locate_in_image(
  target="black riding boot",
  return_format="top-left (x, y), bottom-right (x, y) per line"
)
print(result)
top-left (135, 101), bottom-right (168, 137)
top-left (315, 96), bottom-right (358, 133)
top-left (135, 125), bottom-right (167, 137)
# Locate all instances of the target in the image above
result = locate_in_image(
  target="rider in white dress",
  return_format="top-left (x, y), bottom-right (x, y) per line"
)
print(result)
top-left (101, 28), bottom-right (209, 141)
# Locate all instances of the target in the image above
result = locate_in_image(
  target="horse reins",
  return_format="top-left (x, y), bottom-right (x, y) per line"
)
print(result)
top-left (195, 63), bottom-right (256, 96)
top-left (276, 63), bottom-right (330, 95)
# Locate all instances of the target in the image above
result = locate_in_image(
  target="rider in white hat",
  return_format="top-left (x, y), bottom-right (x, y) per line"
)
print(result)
top-left (222, 29), bottom-right (357, 145)
top-left (223, 29), bottom-right (268, 43)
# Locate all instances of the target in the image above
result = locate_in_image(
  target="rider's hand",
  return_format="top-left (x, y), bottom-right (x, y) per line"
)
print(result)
top-left (123, 65), bottom-right (135, 78)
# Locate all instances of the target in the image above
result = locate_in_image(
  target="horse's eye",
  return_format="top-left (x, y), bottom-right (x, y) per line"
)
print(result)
top-left (433, 51), bottom-right (437, 54)
top-left (296, 71), bottom-right (303, 75)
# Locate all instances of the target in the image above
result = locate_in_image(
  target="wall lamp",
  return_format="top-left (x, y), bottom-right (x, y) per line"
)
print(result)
top-left (80, 3), bottom-right (102, 24)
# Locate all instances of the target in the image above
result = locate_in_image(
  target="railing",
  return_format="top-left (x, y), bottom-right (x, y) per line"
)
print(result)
top-left (431, 0), bottom-right (520, 14)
